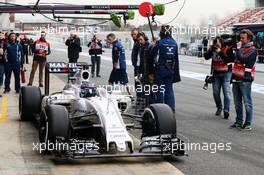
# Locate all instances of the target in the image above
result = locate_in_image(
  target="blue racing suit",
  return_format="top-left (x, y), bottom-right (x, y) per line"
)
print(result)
top-left (108, 40), bottom-right (128, 85)
top-left (152, 36), bottom-right (181, 110)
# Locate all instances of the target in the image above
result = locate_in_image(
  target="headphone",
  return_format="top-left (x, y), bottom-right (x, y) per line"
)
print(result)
top-left (137, 32), bottom-right (149, 41)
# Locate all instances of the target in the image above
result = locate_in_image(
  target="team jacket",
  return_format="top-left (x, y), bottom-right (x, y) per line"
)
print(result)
top-left (232, 43), bottom-right (257, 82)
top-left (112, 40), bottom-right (126, 70)
top-left (131, 40), bottom-right (140, 68)
top-left (152, 36), bottom-right (181, 83)
top-left (33, 38), bottom-right (51, 61)
top-left (4, 41), bottom-right (24, 64)
top-left (138, 41), bottom-right (150, 75)
top-left (204, 46), bottom-right (235, 75)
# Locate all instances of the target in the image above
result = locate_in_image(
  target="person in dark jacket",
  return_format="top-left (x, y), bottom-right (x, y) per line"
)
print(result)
top-left (137, 32), bottom-right (149, 77)
top-left (231, 29), bottom-right (257, 130)
top-left (106, 33), bottom-right (130, 95)
top-left (0, 33), bottom-right (6, 88)
top-left (88, 35), bottom-right (103, 78)
top-left (3, 32), bottom-right (24, 93)
top-left (20, 35), bottom-right (30, 64)
top-left (137, 32), bottom-right (155, 106)
top-left (152, 25), bottom-right (181, 111)
top-left (65, 32), bottom-right (81, 63)
top-left (131, 28), bottom-right (141, 97)
top-left (131, 28), bottom-right (140, 76)
top-left (202, 36), bottom-right (208, 55)
top-left (204, 36), bottom-right (235, 119)
top-left (29, 38), bottom-right (34, 56)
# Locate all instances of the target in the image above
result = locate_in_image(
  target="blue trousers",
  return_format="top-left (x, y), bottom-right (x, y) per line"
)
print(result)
top-left (233, 82), bottom-right (253, 125)
top-left (4, 62), bottom-right (21, 91)
top-left (155, 68), bottom-right (175, 110)
top-left (212, 72), bottom-right (232, 112)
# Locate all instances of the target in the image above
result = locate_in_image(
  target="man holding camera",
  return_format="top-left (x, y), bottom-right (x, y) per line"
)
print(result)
top-left (88, 35), bottom-right (102, 78)
top-left (204, 36), bottom-right (235, 119)
top-left (65, 32), bottom-right (81, 63)
top-left (231, 29), bottom-right (257, 130)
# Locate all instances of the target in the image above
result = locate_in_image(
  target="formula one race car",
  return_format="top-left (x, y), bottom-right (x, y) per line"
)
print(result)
top-left (19, 62), bottom-right (185, 159)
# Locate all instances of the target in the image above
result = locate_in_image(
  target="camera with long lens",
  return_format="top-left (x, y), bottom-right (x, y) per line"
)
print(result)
top-left (221, 34), bottom-right (237, 48)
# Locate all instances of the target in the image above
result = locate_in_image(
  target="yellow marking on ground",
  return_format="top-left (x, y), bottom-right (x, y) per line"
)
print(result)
top-left (0, 96), bottom-right (7, 123)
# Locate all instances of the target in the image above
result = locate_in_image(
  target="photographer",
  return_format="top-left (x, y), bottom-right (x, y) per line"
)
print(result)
top-left (204, 36), bottom-right (235, 119)
top-left (231, 29), bottom-right (257, 130)
top-left (88, 35), bottom-right (103, 78)
top-left (65, 32), bottom-right (81, 63)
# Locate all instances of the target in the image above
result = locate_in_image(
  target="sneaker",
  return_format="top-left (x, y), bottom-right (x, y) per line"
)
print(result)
top-left (242, 123), bottom-right (252, 131)
top-left (215, 108), bottom-right (222, 116)
top-left (3, 90), bottom-right (10, 94)
top-left (230, 122), bottom-right (242, 129)
top-left (224, 111), bottom-right (230, 119)
top-left (4, 89), bottom-right (10, 94)
top-left (91, 74), bottom-right (95, 78)
top-left (39, 83), bottom-right (44, 87)
top-left (97, 74), bottom-right (101, 78)
top-left (27, 83), bottom-right (32, 86)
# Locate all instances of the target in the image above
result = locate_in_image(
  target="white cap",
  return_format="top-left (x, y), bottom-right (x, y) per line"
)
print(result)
top-left (41, 31), bottom-right (46, 36)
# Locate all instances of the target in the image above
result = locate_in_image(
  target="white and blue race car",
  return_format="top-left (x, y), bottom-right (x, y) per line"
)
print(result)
top-left (19, 62), bottom-right (185, 159)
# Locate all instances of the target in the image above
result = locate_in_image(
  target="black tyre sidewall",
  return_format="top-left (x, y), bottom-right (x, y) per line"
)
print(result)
top-left (142, 104), bottom-right (176, 136)
top-left (150, 104), bottom-right (176, 135)
top-left (20, 86), bottom-right (42, 121)
top-left (45, 105), bottom-right (70, 143)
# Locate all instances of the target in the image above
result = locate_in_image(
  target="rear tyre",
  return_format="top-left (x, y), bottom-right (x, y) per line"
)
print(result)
top-left (19, 86), bottom-right (42, 121)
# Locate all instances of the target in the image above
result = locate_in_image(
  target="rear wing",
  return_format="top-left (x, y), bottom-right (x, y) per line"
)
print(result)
top-left (45, 62), bottom-right (92, 95)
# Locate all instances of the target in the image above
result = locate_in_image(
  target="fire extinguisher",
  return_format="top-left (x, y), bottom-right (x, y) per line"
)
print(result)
top-left (20, 66), bottom-right (26, 84)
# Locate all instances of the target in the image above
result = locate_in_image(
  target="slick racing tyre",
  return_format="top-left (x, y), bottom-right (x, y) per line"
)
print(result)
top-left (142, 104), bottom-right (176, 137)
top-left (39, 105), bottom-right (69, 146)
top-left (19, 86), bottom-right (42, 121)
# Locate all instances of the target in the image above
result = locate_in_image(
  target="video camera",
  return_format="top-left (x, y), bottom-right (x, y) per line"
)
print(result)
top-left (221, 34), bottom-right (237, 48)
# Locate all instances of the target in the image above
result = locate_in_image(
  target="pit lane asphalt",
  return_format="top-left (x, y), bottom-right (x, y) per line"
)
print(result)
top-left (49, 42), bottom-right (264, 175)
